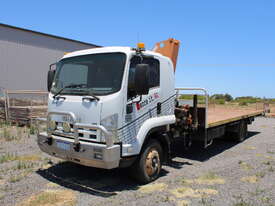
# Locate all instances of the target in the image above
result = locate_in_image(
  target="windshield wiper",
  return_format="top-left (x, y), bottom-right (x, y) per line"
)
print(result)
top-left (53, 84), bottom-right (100, 101)
top-left (85, 90), bottom-right (100, 101)
top-left (53, 83), bottom-right (87, 99)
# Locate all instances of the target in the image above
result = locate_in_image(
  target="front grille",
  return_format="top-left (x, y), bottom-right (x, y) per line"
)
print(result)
top-left (52, 122), bottom-right (98, 141)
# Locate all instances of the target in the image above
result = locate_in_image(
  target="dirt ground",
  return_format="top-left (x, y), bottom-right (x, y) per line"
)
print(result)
top-left (0, 117), bottom-right (275, 206)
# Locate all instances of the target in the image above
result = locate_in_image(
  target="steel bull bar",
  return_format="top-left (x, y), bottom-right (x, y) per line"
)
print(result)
top-left (35, 111), bottom-right (120, 169)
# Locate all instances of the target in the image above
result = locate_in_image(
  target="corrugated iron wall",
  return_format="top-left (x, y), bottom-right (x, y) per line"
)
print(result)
top-left (0, 25), bottom-right (96, 90)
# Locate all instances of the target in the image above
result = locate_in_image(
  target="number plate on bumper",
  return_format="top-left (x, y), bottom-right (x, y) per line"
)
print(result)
top-left (56, 140), bottom-right (70, 151)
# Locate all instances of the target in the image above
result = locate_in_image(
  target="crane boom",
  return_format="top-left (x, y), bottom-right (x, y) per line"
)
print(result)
top-left (153, 38), bottom-right (180, 71)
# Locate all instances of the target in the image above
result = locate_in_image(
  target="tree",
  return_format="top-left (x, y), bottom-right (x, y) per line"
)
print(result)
top-left (224, 93), bottom-right (233, 102)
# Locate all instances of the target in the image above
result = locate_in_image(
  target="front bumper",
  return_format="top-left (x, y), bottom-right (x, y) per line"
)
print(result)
top-left (37, 132), bottom-right (121, 169)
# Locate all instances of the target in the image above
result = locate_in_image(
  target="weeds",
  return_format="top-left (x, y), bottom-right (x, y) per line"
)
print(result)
top-left (200, 196), bottom-right (214, 206)
top-left (19, 189), bottom-right (76, 206)
top-left (233, 202), bottom-right (254, 206)
top-left (0, 123), bottom-right (35, 142)
top-left (233, 194), bottom-right (254, 206)
top-left (0, 121), bottom-right (11, 128)
top-left (29, 124), bottom-right (36, 135)
top-left (9, 175), bottom-right (23, 183)
top-left (248, 187), bottom-right (265, 196)
top-left (16, 161), bottom-right (34, 170)
top-left (8, 169), bottom-right (33, 183)
top-left (268, 166), bottom-right (274, 172)
top-left (2, 127), bottom-right (17, 141)
top-left (0, 153), bottom-right (18, 164)
top-left (260, 196), bottom-right (271, 204)
top-left (200, 172), bottom-right (218, 180)
top-left (255, 172), bottom-right (265, 178)
top-left (262, 161), bottom-right (271, 165)
top-left (238, 161), bottom-right (253, 170)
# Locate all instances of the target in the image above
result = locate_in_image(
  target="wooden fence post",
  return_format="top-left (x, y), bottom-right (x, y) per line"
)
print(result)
top-left (4, 89), bottom-right (9, 122)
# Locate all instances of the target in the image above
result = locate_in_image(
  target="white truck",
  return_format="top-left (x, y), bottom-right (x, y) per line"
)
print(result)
top-left (36, 39), bottom-right (263, 183)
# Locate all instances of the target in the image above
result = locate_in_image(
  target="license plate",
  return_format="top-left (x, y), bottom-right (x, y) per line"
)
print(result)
top-left (56, 140), bottom-right (70, 151)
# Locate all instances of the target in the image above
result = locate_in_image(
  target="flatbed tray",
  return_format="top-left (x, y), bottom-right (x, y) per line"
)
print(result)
top-left (207, 106), bottom-right (263, 128)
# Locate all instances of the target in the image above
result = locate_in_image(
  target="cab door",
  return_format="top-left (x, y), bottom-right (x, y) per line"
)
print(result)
top-left (120, 56), bottom-right (160, 143)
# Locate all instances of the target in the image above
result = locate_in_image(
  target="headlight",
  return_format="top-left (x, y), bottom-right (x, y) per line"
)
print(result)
top-left (100, 114), bottom-right (118, 142)
top-left (62, 122), bottom-right (72, 133)
top-left (48, 120), bottom-right (57, 131)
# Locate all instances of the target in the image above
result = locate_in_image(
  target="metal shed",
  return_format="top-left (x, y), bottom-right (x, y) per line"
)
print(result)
top-left (0, 23), bottom-right (99, 91)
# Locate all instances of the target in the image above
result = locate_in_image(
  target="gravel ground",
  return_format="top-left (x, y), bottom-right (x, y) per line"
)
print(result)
top-left (0, 117), bottom-right (275, 206)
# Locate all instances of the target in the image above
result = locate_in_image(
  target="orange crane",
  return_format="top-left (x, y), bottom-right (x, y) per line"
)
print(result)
top-left (153, 38), bottom-right (180, 71)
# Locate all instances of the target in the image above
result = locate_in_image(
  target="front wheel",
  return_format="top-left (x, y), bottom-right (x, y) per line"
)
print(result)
top-left (130, 139), bottom-right (163, 184)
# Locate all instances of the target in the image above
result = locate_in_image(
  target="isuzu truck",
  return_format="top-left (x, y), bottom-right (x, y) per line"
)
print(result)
top-left (36, 39), bottom-right (263, 183)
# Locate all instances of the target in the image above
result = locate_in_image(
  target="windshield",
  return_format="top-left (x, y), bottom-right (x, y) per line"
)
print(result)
top-left (51, 52), bottom-right (126, 96)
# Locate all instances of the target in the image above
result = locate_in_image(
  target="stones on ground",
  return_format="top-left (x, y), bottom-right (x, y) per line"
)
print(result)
top-left (241, 175), bottom-right (259, 183)
top-left (18, 189), bottom-right (76, 206)
top-left (170, 187), bottom-right (218, 198)
top-left (138, 183), bottom-right (167, 193)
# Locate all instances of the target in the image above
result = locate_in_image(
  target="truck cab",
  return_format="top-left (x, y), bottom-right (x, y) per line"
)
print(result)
top-left (37, 44), bottom-right (176, 183)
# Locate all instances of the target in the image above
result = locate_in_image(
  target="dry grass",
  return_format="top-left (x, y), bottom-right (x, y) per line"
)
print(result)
top-left (0, 153), bottom-right (41, 164)
top-left (19, 189), bottom-right (76, 206)
top-left (0, 125), bottom-right (31, 142)
top-left (138, 183), bottom-right (167, 193)
top-left (241, 176), bottom-right (258, 183)
top-left (16, 161), bottom-right (35, 170)
top-left (0, 122), bottom-right (43, 143)
top-left (17, 154), bottom-right (41, 161)
top-left (238, 161), bottom-right (253, 171)
top-left (46, 182), bottom-right (60, 188)
top-left (177, 200), bottom-right (189, 206)
top-left (9, 169), bottom-right (33, 183)
top-left (170, 187), bottom-right (218, 198)
top-left (182, 172), bottom-right (225, 185)
top-left (244, 146), bottom-right (256, 150)
top-left (0, 153), bottom-right (18, 163)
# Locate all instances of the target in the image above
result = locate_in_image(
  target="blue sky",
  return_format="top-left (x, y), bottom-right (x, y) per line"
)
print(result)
top-left (1, 0), bottom-right (274, 98)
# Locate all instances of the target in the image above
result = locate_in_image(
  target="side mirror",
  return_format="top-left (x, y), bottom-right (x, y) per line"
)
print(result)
top-left (47, 63), bottom-right (56, 92)
top-left (134, 64), bottom-right (150, 95)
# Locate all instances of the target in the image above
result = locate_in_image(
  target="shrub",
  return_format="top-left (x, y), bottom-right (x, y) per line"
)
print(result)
top-left (239, 101), bottom-right (248, 106)
top-left (216, 99), bottom-right (225, 104)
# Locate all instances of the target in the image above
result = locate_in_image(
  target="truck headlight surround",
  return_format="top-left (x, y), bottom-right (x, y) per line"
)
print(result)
top-left (100, 113), bottom-right (118, 142)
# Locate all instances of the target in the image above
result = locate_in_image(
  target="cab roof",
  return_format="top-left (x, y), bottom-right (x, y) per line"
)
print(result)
top-left (62, 46), bottom-right (166, 60)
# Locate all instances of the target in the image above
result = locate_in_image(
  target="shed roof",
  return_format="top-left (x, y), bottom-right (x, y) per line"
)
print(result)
top-left (0, 23), bottom-right (100, 48)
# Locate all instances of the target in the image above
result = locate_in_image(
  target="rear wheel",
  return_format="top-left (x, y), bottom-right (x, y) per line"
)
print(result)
top-left (226, 120), bottom-right (247, 142)
top-left (236, 121), bottom-right (248, 142)
top-left (130, 140), bottom-right (163, 184)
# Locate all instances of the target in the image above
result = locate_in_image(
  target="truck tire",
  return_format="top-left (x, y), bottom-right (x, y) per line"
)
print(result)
top-left (235, 120), bottom-right (248, 142)
top-left (130, 139), bottom-right (163, 184)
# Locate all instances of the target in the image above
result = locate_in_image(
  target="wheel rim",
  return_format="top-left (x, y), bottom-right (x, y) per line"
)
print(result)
top-left (145, 149), bottom-right (160, 177)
